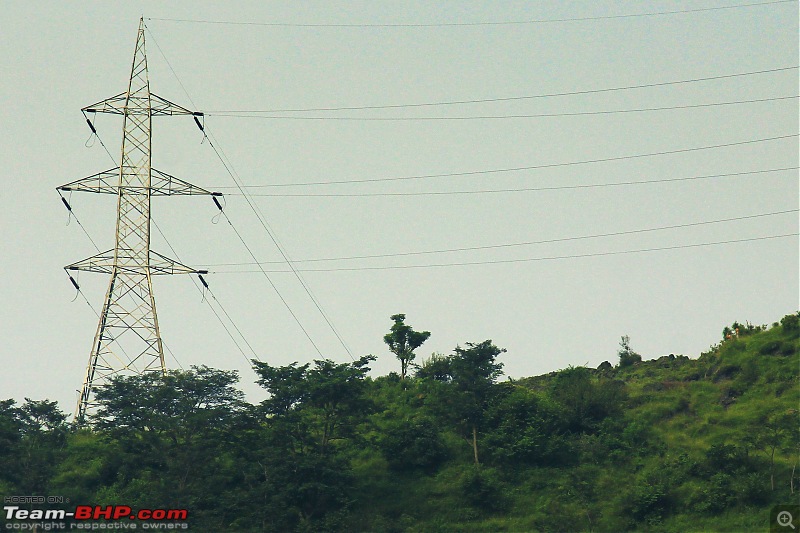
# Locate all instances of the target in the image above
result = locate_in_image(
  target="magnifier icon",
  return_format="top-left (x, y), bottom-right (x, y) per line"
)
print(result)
top-left (778, 511), bottom-right (796, 530)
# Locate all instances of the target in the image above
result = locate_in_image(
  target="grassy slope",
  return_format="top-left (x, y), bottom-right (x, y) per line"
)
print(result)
top-left (349, 318), bottom-right (800, 532)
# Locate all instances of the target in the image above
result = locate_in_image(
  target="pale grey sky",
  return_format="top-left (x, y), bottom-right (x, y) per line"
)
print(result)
top-left (1, 1), bottom-right (797, 413)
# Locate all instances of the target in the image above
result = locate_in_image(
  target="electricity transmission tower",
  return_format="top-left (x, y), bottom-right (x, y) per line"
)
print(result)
top-left (59, 18), bottom-right (216, 422)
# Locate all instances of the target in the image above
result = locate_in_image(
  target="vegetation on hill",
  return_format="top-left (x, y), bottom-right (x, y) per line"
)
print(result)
top-left (1, 313), bottom-right (798, 532)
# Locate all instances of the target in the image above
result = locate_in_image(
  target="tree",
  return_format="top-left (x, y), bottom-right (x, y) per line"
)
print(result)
top-left (15, 399), bottom-right (68, 495)
top-left (254, 355), bottom-right (376, 452)
top-left (415, 353), bottom-right (451, 382)
top-left (90, 366), bottom-right (247, 520)
top-left (251, 356), bottom-right (376, 529)
top-left (448, 340), bottom-right (505, 465)
top-left (618, 335), bottom-right (642, 368)
top-left (0, 400), bottom-right (23, 492)
top-left (18, 398), bottom-right (67, 433)
top-left (383, 314), bottom-right (431, 380)
top-left (92, 366), bottom-right (245, 440)
top-left (781, 313), bottom-right (800, 334)
top-left (747, 409), bottom-right (800, 491)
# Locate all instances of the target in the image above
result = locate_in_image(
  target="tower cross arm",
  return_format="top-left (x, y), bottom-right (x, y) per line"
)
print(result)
top-left (58, 168), bottom-right (119, 195)
top-left (83, 93), bottom-right (201, 117)
top-left (66, 251), bottom-right (208, 276)
top-left (149, 251), bottom-right (209, 275)
top-left (58, 168), bottom-right (220, 196)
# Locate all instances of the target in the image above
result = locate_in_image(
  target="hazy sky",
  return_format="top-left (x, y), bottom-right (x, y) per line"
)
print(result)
top-left (1, 1), bottom-right (797, 414)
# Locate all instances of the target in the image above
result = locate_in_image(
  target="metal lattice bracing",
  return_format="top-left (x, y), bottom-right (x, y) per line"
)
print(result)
top-left (61, 19), bottom-right (215, 422)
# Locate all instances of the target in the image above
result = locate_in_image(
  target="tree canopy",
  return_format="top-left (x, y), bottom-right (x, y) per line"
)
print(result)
top-left (383, 313), bottom-right (431, 380)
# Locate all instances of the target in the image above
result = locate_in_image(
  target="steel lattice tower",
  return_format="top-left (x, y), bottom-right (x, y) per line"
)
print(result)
top-left (59, 18), bottom-right (216, 422)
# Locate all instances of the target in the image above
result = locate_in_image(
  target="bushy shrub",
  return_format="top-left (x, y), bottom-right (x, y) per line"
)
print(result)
top-left (759, 341), bottom-right (782, 355)
top-left (702, 444), bottom-right (752, 475)
top-left (459, 466), bottom-right (509, 513)
top-left (738, 472), bottom-right (769, 505)
top-left (618, 336), bottom-right (642, 368)
top-left (550, 367), bottom-right (628, 433)
top-left (780, 313), bottom-right (800, 334)
top-left (483, 385), bottom-right (573, 466)
top-left (379, 417), bottom-right (448, 473)
top-left (629, 482), bottom-right (671, 523)
top-left (695, 472), bottom-right (737, 513)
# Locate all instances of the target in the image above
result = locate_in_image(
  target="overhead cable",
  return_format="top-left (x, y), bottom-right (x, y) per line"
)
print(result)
top-left (148, 23), bottom-right (344, 360)
top-left (225, 134), bottom-right (799, 188)
top-left (151, 218), bottom-right (263, 365)
top-left (202, 209), bottom-right (798, 266)
top-left (207, 95), bottom-right (797, 120)
top-left (208, 233), bottom-right (798, 273)
top-left (145, 1), bottom-right (795, 28)
top-left (57, 192), bottom-right (103, 252)
top-left (209, 196), bottom-right (326, 358)
top-left (205, 132), bottom-right (355, 359)
top-left (203, 67), bottom-right (797, 113)
top-left (216, 167), bottom-right (797, 196)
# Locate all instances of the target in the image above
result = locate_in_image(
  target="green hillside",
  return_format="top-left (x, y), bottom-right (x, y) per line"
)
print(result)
top-left (346, 314), bottom-right (799, 532)
top-left (1, 313), bottom-right (797, 532)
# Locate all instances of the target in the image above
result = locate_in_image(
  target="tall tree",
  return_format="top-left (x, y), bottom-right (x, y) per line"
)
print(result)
top-left (251, 355), bottom-right (376, 529)
top-left (16, 399), bottom-right (68, 495)
top-left (254, 355), bottom-right (376, 453)
top-left (90, 366), bottom-right (247, 522)
top-left (384, 314), bottom-right (431, 380)
top-left (448, 340), bottom-right (505, 465)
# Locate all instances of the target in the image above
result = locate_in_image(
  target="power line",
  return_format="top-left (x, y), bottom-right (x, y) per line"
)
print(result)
top-left (207, 95), bottom-right (797, 120)
top-left (208, 233), bottom-right (798, 273)
top-left (145, 1), bottom-right (795, 28)
top-left (206, 132), bottom-right (355, 359)
top-left (151, 218), bottom-right (263, 366)
top-left (202, 209), bottom-right (798, 266)
top-left (148, 23), bottom-right (351, 360)
top-left (213, 201), bottom-right (326, 358)
top-left (202, 67), bottom-right (797, 113)
top-left (215, 167), bottom-right (797, 196)
top-left (217, 134), bottom-right (798, 188)
top-left (81, 110), bottom-right (119, 162)
top-left (144, 25), bottom-right (199, 110)
top-left (141, 21), bottom-right (795, 346)
top-left (199, 284), bottom-right (264, 365)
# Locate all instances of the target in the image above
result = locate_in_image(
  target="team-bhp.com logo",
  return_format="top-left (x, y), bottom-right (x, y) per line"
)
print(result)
top-left (5, 505), bottom-right (188, 529)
